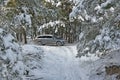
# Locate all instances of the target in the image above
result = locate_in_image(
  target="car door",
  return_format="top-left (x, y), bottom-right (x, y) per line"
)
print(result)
top-left (38, 36), bottom-right (46, 44)
top-left (46, 36), bottom-right (55, 45)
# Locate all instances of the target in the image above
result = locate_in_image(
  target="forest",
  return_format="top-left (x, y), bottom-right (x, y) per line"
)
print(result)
top-left (0, 0), bottom-right (81, 44)
top-left (0, 0), bottom-right (120, 80)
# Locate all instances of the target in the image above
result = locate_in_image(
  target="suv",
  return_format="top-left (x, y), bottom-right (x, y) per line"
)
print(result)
top-left (34, 34), bottom-right (65, 46)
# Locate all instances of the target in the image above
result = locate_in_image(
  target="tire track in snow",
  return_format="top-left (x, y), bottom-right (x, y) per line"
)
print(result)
top-left (60, 46), bottom-right (81, 80)
top-left (40, 45), bottom-right (86, 80)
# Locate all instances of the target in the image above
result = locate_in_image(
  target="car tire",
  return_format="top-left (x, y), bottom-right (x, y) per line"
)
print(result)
top-left (56, 41), bottom-right (63, 46)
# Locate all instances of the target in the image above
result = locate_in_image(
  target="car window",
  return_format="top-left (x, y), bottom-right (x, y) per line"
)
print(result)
top-left (45, 36), bottom-right (53, 38)
top-left (37, 36), bottom-right (44, 38)
top-left (37, 35), bottom-right (53, 38)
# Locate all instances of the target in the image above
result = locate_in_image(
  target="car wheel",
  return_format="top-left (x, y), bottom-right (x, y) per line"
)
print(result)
top-left (56, 41), bottom-right (63, 46)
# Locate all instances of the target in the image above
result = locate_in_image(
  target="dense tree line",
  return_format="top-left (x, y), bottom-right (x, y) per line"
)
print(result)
top-left (0, 0), bottom-right (82, 44)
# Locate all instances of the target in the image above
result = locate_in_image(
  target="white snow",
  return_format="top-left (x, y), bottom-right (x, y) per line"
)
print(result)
top-left (101, 0), bottom-right (113, 8)
top-left (0, 28), bottom-right (26, 80)
top-left (14, 13), bottom-right (32, 27)
top-left (78, 15), bottom-right (85, 21)
top-left (45, 0), bottom-right (55, 5)
top-left (13, 61), bottom-right (25, 75)
top-left (38, 20), bottom-right (65, 32)
top-left (94, 4), bottom-right (101, 11)
top-left (21, 44), bottom-right (99, 80)
top-left (39, 45), bottom-right (84, 80)
top-left (33, 46), bottom-right (81, 80)
top-left (69, 0), bottom-right (85, 22)
top-left (0, 28), bottom-right (4, 33)
top-left (91, 16), bottom-right (97, 23)
top-left (98, 17), bottom-right (104, 21)
top-left (21, 43), bottom-right (120, 80)
top-left (3, 0), bottom-right (10, 6)
top-left (115, 14), bottom-right (120, 21)
top-left (94, 4), bottom-right (104, 15)
top-left (56, 2), bottom-right (61, 7)
top-left (69, 6), bottom-right (78, 22)
top-left (79, 32), bottom-right (84, 40)
top-left (21, 44), bottom-right (91, 80)
top-left (109, 7), bottom-right (114, 12)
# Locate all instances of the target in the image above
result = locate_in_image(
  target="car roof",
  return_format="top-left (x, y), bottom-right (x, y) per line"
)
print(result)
top-left (37, 34), bottom-right (53, 37)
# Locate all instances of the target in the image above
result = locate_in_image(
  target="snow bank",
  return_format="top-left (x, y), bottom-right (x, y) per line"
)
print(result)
top-left (22, 45), bottom-right (44, 79)
top-left (89, 49), bottom-right (120, 80)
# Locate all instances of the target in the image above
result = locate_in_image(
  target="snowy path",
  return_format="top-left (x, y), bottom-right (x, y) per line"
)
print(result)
top-left (39, 45), bottom-right (91, 80)
top-left (23, 44), bottom-right (120, 80)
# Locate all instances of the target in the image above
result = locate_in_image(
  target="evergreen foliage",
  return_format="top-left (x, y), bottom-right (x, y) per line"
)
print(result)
top-left (0, 28), bottom-right (25, 80)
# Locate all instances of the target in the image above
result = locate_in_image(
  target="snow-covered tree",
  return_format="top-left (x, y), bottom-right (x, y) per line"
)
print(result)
top-left (76, 0), bottom-right (120, 57)
top-left (0, 28), bottom-right (44, 79)
top-left (0, 28), bottom-right (26, 80)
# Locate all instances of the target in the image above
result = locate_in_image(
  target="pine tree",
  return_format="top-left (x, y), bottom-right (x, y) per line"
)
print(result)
top-left (0, 28), bottom-right (25, 80)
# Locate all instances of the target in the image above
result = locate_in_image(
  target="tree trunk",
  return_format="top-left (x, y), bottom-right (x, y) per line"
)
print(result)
top-left (22, 27), bottom-right (27, 44)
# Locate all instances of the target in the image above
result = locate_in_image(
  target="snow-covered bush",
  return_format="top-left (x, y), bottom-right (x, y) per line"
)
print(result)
top-left (77, 26), bottom-right (120, 58)
top-left (69, 0), bottom-right (116, 23)
top-left (0, 28), bottom-right (25, 80)
top-left (77, 26), bottom-right (120, 57)
top-left (0, 28), bottom-right (44, 80)
top-left (89, 49), bottom-right (120, 80)
top-left (75, 0), bottom-right (120, 57)
top-left (13, 7), bottom-right (32, 28)
top-left (22, 45), bottom-right (44, 79)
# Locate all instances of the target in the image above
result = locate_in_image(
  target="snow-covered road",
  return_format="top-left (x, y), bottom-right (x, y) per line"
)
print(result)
top-left (22, 44), bottom-right (120, 80)
top-left (23, 44), bottom-right (120, 80)
top-left (39, 45), bottom-right (91, 80)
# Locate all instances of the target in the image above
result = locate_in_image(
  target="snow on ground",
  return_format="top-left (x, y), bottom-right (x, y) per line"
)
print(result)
top-left (22, 44), bottom-right (120, 80)
top-left (27, 44), bottom-right (99, 80)
top-left (40, 45), bottom-right (82, 80)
